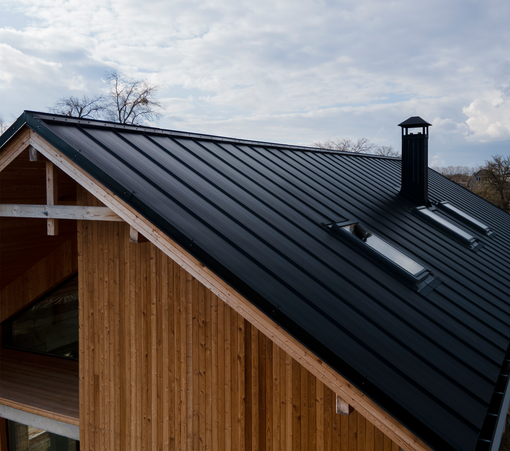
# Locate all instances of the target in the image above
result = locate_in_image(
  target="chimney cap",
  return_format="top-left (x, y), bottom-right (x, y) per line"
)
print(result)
top-left (398, 116), bottom-right (432, 128)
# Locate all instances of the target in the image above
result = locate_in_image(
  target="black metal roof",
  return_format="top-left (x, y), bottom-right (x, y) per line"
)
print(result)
top-left (3, 111), bottom-right (510, 451)
top-left (399, 116), bottom-right (432, 128)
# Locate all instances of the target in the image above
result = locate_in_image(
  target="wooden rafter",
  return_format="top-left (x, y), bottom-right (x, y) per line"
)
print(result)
top-left (0, 204), bottom-right (123, 222)
top-left (0, 127), bottom-right (31, 172)
top-left (129, 225), bottom-right (149, 243)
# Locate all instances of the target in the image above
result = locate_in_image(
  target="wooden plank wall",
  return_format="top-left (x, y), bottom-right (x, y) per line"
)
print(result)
top-left (78, 192), bottom-right (400, 451)
top-left (0, 147), bottom-right (78, 290)
top-left (0, 237), bottom-right (78, 322)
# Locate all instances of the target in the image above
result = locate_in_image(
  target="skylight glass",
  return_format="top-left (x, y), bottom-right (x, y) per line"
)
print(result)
top-left (437, 201), bottom-right (492, 234)
top-left (416, 207), bottom-right (478, 247)
top-left (334, 222), bottom-right (427, 278)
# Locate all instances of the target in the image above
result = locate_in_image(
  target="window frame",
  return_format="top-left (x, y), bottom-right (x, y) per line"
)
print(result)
top-left (325, 220), bottom-right (439, 293)
top-left (436, 201), bottom-right (493, 236)
top-left (415, 206), bottom-right (483, 251)
top-left (2, 273), bottom-right (79, 361)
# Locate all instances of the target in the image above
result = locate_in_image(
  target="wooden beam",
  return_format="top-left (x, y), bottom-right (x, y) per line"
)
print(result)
top-left (0, 204), bottom-right (124, 221)
top-left (129, 225), bottom-right (149, 243)
top-left (336, 394), bottom-right (354, 416)
top-left (46, 161), bottom-right (59, 235)
top-left (29, 145), bottom-right (38, 161)
top-left (28, 131), bottom-right (433, 451)
top-left (0, 127), bottom-right (30, 173)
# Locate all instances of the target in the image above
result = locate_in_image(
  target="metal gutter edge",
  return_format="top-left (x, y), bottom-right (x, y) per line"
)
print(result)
top-left (0, 112), bottom-right (28, 149)
top-left (489, 374), bottom-right (510, 451)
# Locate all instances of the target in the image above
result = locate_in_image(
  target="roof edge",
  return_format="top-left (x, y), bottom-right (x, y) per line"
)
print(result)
top-left (0, 112), bottom-right (29, 150)
top-left (24, 110), bottom-right (401, 160)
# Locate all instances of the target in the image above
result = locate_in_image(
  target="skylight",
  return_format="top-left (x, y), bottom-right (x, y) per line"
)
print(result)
top-left (436, 201), bottom-right (492, 235)
top-left (328, 221), bottom-right (429, 282)
top-left (415, 207), bottom-right (481, 249)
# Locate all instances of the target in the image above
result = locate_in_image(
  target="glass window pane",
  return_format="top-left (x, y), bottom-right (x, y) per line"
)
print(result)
top-left (342, 224), bottom-right (426, 277)
top-left (7, 420), bottom-right (78, 451)
top-left (5, 275), bottom-right (78, 359)
top-left (418, 208), bottom-right (476, 244)
top-left (440, 202), bottom-right (491, 233)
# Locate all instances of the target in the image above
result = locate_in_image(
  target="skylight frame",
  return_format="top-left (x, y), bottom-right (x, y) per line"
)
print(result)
top-left (436, 201), bottom-right (493, 236)
top-left (415, 206), bottom-right (483, 251)
top-left (326, 220), bottom-right (431, 285)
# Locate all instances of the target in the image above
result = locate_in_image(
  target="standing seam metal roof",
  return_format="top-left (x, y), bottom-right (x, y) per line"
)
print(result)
top-left (2, 111), bottom-right (510, 451)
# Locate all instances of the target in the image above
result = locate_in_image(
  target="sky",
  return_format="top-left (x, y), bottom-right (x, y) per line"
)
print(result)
top-left (0, 0), bottom-right (509, 167)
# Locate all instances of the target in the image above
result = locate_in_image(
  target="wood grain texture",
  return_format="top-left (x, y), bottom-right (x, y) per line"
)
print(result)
top-left (0, 145), bottom-right (77, 290)
top-left (0, 127), bottom-right (31, 173)
top-left (0, 204), bottom-right (122, 221)
top-left (0, 349), bottom-right (79, 425)
top-left (78, 202), bottom-right (401, 450)
top-left (46, 161), bottom-right (59, 235)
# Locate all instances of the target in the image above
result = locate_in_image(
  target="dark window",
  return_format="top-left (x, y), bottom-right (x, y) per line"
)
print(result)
top-left (3, 275), bottom-right (78, 360)
top-left (7, 420), bottom-right (79, 451)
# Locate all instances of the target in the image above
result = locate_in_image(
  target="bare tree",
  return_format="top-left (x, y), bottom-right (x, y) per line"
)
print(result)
top-left (314, 138), bottom-right (399, 156)
top-left (482, 155), bottom-right (510, 212)
top-left (104, 71), bottom-right (162, 125)
top-left (50, 95), bottom-right (106, 119)
top-left (373, 145), bottom-right (400, 157)
top-left (314, 138), bottom-right (352, 152)
top-left (48, 71), bottom-right (163, 125)
top-left (431, 166), bottom-right (475, 176)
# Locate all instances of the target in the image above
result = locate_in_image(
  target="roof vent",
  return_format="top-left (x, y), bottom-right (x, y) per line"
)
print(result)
top-left (398, 116), bottom-right (432, 206)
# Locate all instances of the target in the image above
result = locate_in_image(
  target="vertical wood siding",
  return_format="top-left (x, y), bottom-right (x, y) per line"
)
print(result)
top-left (78, 192), bottom-right (400, 451)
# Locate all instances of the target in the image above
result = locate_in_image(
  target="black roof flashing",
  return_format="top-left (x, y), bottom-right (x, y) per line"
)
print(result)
top-left (398, 116), bottom-right (432, 128)
top-left (3, 111), bottom-right (510, 451)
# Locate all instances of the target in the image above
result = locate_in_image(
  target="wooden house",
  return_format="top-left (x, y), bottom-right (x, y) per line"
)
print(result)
top-left (1, 112), bottom-right (509, 451)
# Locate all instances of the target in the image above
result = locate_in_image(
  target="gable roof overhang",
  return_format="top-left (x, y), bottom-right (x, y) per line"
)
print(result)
top-left (2, 111), bottom-right (510, 451)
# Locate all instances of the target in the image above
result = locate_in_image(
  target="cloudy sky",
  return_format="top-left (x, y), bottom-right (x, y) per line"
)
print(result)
top-left (1, 0), bottom-right (509, 167)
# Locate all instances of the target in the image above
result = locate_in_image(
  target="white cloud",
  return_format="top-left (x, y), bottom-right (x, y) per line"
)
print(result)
top-left (1, 0), bottom-right (510, 166)
top-left (0, 43), bottom-right (61, 85)
top-left (463, 92), bottom-right (510, 141)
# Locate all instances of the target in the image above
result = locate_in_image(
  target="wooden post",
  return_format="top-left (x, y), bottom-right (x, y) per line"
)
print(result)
top-left (129, 226), bottom-right (148, 243)
top-left (46, 161), bottom-right (59, 236)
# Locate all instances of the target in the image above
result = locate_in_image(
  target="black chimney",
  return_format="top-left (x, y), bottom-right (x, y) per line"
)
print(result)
top-left (398, 116), bottom-right (432, 206)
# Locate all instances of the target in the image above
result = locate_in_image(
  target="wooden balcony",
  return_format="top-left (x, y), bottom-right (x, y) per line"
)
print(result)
top-left (0, 348), bottom-right (78, 426)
